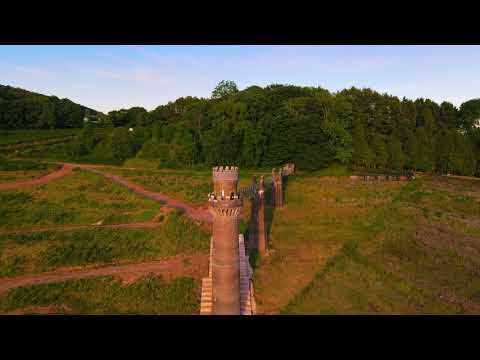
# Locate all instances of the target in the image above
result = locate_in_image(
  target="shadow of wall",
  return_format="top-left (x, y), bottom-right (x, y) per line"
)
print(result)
top-left (245, 171), bottom-right (292, 270)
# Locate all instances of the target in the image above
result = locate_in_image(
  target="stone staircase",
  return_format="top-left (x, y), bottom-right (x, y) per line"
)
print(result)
top-left (200, 234), bottom-right (256, 315)
top-left (239, 234), bottom-right (255, 315)
top-left (200, 238), bottom-right (214, 315)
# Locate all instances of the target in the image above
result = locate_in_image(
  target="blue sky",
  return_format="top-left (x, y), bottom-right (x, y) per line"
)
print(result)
top-left (0, 45), bottom-right (479, 113)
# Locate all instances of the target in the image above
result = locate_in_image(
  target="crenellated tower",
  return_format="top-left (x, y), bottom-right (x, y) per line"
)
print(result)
top-left (208, 166), bottom-right (242, 314)
top-left (208, 195), bottom-right (242, 314)
top-left (201, 166), bottom-right (256, 315)
top-left (212, 166), bottom-right (239, 197)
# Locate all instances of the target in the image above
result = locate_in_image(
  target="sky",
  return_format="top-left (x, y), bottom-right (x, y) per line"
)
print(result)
top-left (0, 45), bottom-right (479, 113)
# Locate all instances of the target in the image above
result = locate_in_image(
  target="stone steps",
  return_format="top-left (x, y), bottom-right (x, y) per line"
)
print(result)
top-left (200, 234), bottom-right (256, 315)
top-left (200, 277), bottom-right (213, 315)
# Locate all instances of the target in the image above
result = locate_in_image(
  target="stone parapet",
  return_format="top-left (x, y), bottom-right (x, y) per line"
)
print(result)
top-left (212, 166), bottom-right (239, 181)
top-left (212, 166), bottom-right (239, 196)
top-left (208, 195), bottom-right (243, 216)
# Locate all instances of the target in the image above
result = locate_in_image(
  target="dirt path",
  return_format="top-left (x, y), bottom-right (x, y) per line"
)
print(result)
top-left (0, 164), bottom-right (74, 190)
top-left (0, 161), bottom-right (212, 223)
top-left (0, 253), bottom-right (209, 295)
top-left (71, 163), bottom-right (212, 223)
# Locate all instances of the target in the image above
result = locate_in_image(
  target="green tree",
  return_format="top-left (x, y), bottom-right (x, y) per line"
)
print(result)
top-left (405, 130), bottom-right (419, 171)
top-left (439, 102), bottom-right (458, 129)
top-left (370, 132), bottom-right (388, 169)
top-left (458, 99), bottom-right (480, 131)
top-left (352, 122), bottom-right (373, 168)
top-left (416, 127), bottom-right (435, 172)
top-left (387, 137), bottom-right (405, 171)
top-left (97, 114), bottom-right (114, 128)
top-left (39, 100), bottom-right (56, 129)
top-left (110, 128), bottom-right (135, 162)
top-left (436, 130), bottom-right (455, 173)
top-left (211, 80), bottom-right (239, 99)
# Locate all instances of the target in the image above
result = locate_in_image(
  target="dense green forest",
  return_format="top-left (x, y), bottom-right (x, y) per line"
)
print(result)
top-left (1, 81), bottom-right (480, 176)
top-left (0, 84), bottom-right (96, 129)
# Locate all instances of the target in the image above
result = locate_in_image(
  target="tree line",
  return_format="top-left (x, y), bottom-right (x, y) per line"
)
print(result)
top-left (0, 84), bottom-right (95, 129)
top-left (2, 81), bottom-right (480, 176)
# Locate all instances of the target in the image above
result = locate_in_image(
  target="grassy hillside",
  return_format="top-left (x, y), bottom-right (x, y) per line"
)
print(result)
top-left (253, 171), bottom-right (480, 314)
top-left (0, 84), bottom-right (98, 130)
top-left (0, 129), bottom-right (80, 146)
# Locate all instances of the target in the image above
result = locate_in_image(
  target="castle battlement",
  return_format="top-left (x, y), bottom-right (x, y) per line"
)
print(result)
top-left (212, 166), bottom-right (239, 181)
top-left (208, 194), bottom-right (242, 207)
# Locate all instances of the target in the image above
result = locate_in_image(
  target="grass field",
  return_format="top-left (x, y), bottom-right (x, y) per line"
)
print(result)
top-left (103, 166), bottom-right (271, 205)
top-left (0, 275), bottom-right (200, 314)
top-left (2, 154), bottom-right (477, 315)
top-left (1, 128), bottom-right (119, 165)
top-left (0, 158), bottom-right (61, 182)
top-left (0, 160), bottom-right (212, 316)
top-left (252, 173), bottom-right (480, 314)
top-left (0, 209), bottom-right (210, 277)
top-left (0, 169), bottom-right (165, 230)
top-left (10, 139), bottom-right (122, 165)
top-left (11, 142), bottom-right (70, 161)
top-left (0, 129), bottom-right (81, 146)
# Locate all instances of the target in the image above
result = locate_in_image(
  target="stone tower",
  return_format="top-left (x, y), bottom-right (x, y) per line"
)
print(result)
top-left (213, 166), bottom-right (239, 197)
top-left (209, 166), bottom-right (242, 314)
top-left (272, 168), bottom-right (284, 207)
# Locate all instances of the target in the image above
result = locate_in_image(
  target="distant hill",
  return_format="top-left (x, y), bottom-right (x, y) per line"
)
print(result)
top-left (0, 84), bottom-right (98, 129)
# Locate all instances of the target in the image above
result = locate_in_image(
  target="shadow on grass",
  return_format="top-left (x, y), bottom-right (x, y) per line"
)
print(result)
top-left (265, 174), bottom-right (291, 239)
top-left (245, 172), bottom-right (292, 265)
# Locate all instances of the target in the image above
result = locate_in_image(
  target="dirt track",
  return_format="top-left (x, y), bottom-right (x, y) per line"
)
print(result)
top-left (72, 164), bottom-right (212, 223)
top-left (0, 253), bottom-right (209, 295)
top-left (0, 164), bottom-right (74, 190)
top-left (0, 162), bottom-right (213, 296)
top-left (0, 161), bottom-right (212, 223)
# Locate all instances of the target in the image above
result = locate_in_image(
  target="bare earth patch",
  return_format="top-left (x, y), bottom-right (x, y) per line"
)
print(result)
top-left (0, 164), bottom-right (74, 190)
top-left (0, 253), bottom-right (209, 295)
top-left (415, 223), bottom-right (480, 262)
